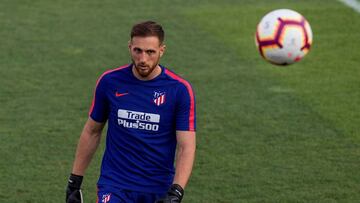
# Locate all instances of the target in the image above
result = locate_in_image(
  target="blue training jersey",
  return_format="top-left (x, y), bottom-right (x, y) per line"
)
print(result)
top-left (89, 64), bottom-right (196, 193)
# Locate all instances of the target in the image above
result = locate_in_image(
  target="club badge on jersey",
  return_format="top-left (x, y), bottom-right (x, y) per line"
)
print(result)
top-left (153, 91), bottom-right (166, 106)
top-left (102, 193), bottom-right (111, 203)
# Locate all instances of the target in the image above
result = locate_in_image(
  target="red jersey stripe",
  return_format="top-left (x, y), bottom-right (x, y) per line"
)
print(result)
top-left (164, 69), bottom-right (195, 131)
top-left (89, 64), bottom-right (129, 116)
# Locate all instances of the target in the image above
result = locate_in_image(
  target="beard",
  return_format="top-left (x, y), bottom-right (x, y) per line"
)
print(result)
top-left (132, 57), bottom-right (160, 78)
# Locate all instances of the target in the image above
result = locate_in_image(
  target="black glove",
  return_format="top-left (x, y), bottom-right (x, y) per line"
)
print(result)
top-left (155, 184), bottom-right (184, 203)
top-left (66, 173), bottom-right (84, 203)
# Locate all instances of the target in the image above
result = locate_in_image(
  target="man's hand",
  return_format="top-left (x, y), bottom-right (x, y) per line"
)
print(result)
top-left (66, 174), bottom-right (84, 203)
top-left (155, 184), bottom-right (184, 203)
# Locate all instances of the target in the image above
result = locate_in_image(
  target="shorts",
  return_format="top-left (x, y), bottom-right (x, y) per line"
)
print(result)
top-left (96, 185), bottom-right (165, 203)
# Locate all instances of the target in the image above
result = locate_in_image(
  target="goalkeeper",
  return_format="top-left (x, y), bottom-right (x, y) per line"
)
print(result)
top-left (66, 21), bottom-right (196, 203)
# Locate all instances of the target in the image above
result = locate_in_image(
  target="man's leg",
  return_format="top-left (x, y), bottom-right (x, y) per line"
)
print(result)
top-left (132, 190), bottom-right (165, 203)
top-left (97, 185), bottom-right (132, 203)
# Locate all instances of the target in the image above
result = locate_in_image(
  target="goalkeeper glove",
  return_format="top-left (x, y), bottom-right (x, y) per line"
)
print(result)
top-left (155, 184), bottom-right (184, 203)
top-left (66, 173), bottom-right (83, 203)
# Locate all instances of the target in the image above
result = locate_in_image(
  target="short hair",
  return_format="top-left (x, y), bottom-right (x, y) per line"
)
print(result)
top-left (130, 21), bottom-right (165, 44)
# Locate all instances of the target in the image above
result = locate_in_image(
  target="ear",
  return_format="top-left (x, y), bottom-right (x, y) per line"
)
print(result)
top-left (159, 44), bottom-right (166, 57)
top-left (128, 40), bottom-right (132, 51)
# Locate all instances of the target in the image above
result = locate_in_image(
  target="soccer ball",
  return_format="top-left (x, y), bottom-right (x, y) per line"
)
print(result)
top-left (255, 9), bottom-right (313, 65)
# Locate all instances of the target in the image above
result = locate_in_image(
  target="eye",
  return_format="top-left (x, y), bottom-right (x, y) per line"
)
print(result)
top-left (146, 50), bottom-right (156, 55)
top-left (133, 48), bottom-right (142, 53)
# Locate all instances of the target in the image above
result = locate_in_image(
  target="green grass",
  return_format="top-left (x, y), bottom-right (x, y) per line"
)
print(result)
top-left (1, 0), bottom-right (360, 202)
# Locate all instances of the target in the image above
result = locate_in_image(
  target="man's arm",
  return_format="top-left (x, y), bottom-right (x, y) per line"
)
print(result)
top-left (66, 117), bottom-right (105, 203)
top-left (173, 130), bottom-right (196, 189)
top-left (155, 131), bottom-right (196, 203)
top-left (72, 117), bottom-right (105, 175)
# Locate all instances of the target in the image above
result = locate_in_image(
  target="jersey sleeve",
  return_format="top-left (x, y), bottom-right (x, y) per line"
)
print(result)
top-left (175, 83), bottom-right (196, 131)
top-left (89, 74), bottom-right (109, 123)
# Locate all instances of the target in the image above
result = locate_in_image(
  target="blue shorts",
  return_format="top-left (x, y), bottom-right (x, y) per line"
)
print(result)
top-left (96, 185), bottom-right (165, 203)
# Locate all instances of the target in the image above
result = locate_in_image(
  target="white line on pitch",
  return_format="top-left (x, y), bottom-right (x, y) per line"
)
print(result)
top-left (338, 0), bottom-right (360, 13)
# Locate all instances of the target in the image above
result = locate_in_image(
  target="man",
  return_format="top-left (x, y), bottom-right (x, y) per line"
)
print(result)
top-left (66, 21), bottom-right (196, 203)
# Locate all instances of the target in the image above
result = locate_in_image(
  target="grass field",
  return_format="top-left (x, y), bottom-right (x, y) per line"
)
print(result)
top-left (1, 0), bottom-right (360, 202)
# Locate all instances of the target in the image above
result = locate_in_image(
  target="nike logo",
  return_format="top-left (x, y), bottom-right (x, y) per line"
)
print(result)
top-left (115, 92), bottom-right (129, 97)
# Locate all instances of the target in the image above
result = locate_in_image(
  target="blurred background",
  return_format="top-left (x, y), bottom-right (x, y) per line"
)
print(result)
top-left (1, 0), bottom-right (359, 202)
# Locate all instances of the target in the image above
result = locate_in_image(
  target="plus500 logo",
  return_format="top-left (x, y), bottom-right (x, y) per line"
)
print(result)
top-left (117, 109), bottom-right (160, 131)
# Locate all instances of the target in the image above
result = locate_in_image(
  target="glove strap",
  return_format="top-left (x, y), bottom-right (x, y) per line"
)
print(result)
top-left (168, 184), bottom-right (184, 201)
top-left (68, 173), bottom-right (83, 189)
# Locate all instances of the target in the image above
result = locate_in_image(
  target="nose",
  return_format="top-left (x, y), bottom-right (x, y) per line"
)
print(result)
top-left (138, 52), bottom-right (147, 63)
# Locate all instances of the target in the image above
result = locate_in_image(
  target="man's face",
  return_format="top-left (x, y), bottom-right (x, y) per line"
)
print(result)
top-left (129, 36), bottom-right (165, 79)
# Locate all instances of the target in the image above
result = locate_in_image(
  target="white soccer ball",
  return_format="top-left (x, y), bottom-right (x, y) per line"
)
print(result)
top-left (255, 9), bottom-right (313, 65)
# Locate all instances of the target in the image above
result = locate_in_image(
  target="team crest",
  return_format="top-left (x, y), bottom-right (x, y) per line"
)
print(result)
top-left (102, 193), bottom-right (111, 203)
top-left (153, 91), bottom-right (166, 106)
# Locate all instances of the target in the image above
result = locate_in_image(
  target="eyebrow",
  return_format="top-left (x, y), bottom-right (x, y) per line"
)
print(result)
top-left (133, 47), bottom-right (156, 52)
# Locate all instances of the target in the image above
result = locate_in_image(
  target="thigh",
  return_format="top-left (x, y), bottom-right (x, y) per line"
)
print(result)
top-left (97, 186), bottom-right (131, 203)
top-left (97, 185), bottom-right (165, 203)
top-left (132, 191), bottom-right (165, 203)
